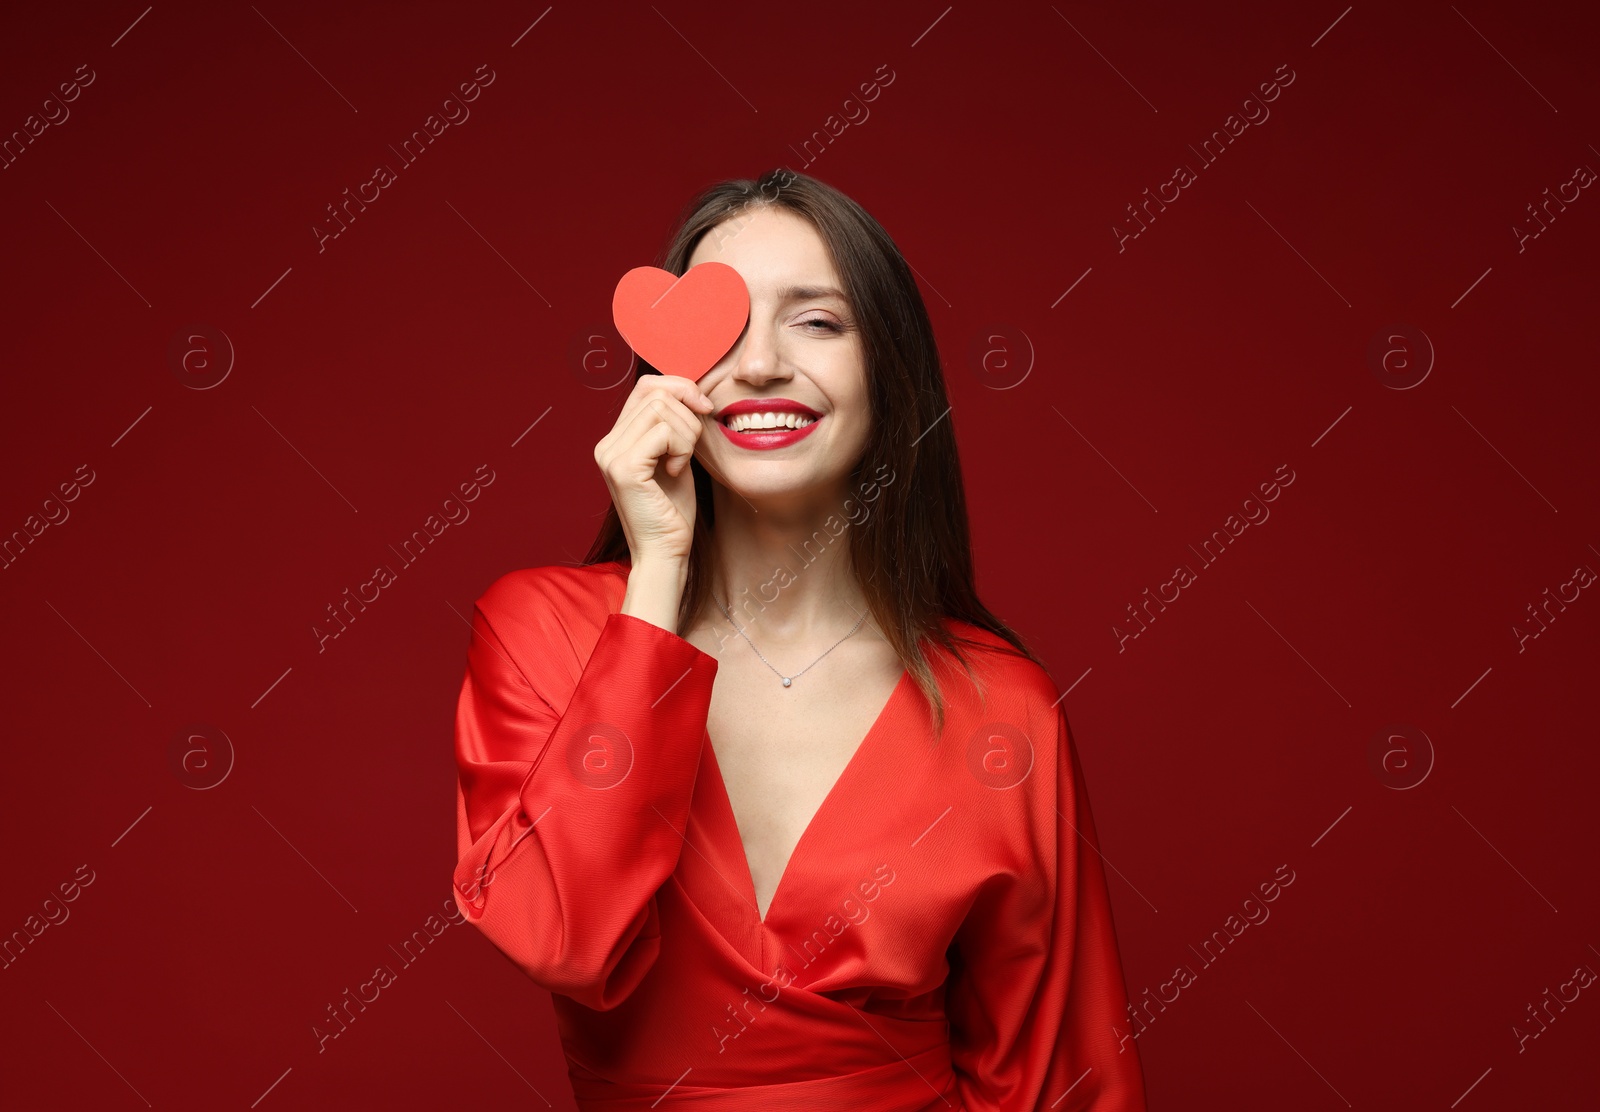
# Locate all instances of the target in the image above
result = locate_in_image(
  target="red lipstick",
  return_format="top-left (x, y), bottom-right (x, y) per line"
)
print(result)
top-left (713, 398), bottom-right (823, 450)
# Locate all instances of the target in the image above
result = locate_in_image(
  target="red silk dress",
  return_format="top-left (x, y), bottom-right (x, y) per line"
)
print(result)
top-left (452, 561), bottom-right (1148, 1111)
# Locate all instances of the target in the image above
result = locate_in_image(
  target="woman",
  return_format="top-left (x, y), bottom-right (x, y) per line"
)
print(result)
top-left (451, 169), bottom-right (1148, 1110)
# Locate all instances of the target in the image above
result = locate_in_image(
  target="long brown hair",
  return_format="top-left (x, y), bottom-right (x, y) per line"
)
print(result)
top-left (582, 168), bottom-right (1042, 733)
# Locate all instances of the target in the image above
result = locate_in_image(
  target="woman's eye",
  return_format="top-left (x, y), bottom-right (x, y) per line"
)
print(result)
top-left (800, 318), bottom-right (841, 333)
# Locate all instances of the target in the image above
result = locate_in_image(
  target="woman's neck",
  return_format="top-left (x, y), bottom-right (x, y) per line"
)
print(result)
top-left (702, 482), bottom-right (867, 645)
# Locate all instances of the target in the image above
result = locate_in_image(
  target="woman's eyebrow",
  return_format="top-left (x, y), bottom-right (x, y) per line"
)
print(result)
top-left (777, 285), bottom-right (848, 303)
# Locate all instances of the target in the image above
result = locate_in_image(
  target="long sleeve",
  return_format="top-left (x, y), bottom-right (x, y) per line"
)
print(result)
top-left (945, 703), bottom-right (1148, 1111)
top-left (451, 571), bottom-right (719, 1011)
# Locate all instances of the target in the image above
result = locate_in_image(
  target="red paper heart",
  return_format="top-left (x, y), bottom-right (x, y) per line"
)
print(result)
top-left (611, 262), bottom-right (750, 382)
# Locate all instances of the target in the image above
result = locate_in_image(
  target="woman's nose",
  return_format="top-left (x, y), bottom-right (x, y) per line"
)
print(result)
top-left (732, 324), bottom-right (784, 381)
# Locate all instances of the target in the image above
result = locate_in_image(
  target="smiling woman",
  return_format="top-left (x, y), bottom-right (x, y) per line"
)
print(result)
top-left (450, 168), bottom-right (1149, 1110)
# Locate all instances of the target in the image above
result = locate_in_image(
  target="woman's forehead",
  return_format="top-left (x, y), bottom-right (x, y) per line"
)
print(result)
top-left (689, 207), bottom-right (835, 284)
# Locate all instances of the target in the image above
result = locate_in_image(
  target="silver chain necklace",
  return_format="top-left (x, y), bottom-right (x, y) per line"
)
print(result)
top-left (712, 593), bottom-right (867, 688)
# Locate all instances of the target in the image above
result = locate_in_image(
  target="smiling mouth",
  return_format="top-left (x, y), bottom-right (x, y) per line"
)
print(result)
top-left (721, 413), bottom-right (820, 433)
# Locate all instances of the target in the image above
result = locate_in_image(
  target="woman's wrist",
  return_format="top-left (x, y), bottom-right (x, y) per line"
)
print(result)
top-left (620, 557), bottom-right (688, 632)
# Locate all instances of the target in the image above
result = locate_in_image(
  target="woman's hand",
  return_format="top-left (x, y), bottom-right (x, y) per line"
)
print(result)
top-left (593, 373), bottom-right (715, 569)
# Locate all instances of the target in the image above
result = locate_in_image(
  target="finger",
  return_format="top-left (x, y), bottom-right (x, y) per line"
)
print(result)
top-left (618, 373), bottom-right (715, 428)
top-left (609, 397), bottom-right (699, 481)
top-left (607, 419), bottom-right (675, 489)
top-left (599, 387), bottom-right (696, 468)
top-left (645, 394), bottom-right (705, 456)
top-left (620, 393), bottom-right (703, 468)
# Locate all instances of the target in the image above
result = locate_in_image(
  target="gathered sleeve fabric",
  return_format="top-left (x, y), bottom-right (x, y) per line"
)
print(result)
top-left (451, 572), bottom-right (719, 1011)
top-left (945, 700), bottom-right (1148, 1111)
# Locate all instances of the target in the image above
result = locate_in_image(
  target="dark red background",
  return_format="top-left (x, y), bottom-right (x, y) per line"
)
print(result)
top-left (2, 2), bottom-right (1596, 1108)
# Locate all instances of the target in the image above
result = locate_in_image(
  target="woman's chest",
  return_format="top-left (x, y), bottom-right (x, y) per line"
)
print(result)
top-left (680, 681), bottom-right (1015, 989)
top-left (703, 657), bottom-right (905, 920)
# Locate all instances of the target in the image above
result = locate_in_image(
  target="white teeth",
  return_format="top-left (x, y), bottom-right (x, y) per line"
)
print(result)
top-left (727, 411), bottom-right (815, 432)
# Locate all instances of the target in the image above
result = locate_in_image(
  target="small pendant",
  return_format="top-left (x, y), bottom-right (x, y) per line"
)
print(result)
top-left (781, 677), bottom-right (792, 687)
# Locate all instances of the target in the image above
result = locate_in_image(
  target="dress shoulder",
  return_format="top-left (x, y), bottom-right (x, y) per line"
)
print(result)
top-left (469, 560), bottom-right (630, 692)
top-left (939, 615), bottom-right (1060, 712)
top-left (476, 560), bottom-right (626, 621)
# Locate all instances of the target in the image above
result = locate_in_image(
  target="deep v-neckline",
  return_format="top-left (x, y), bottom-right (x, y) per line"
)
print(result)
top-left (704, 666), bottom-right (912, 929)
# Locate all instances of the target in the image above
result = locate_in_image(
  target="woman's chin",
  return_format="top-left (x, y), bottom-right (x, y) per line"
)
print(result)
top-left (709, 468), bottom-right (837, 506)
